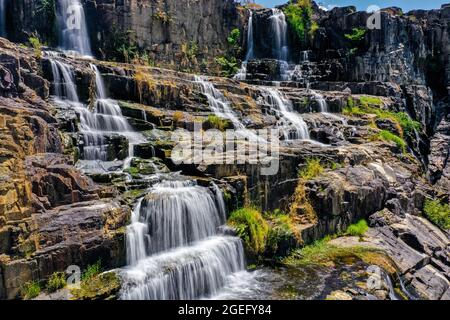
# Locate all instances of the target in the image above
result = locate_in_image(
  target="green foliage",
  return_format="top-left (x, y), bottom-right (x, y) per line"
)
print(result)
top-left (20, 281), bottom-right (41, 300)
top-left (215, 56), bottom-right (239, 77)
top-left (152, 9), bottom-right (172, 23)
top-left (284, 0), bottom-right (318, 40)
top-left (423, 199), bottom-right (450, 230)
top-left (216, 28), bottom-right (242, 77)
top-left (71, 272), bottom-right (120, 300)
top-left (266, 211), bottom-right (297, 257)
top-left (206, 114), bottom-right (229, 131)
top-left (345, 27), bottom-right (367, 41)
top-left (298, 158), bottom-right (324, 180)
top-left (46, 272), bottom-right (66, 293)
top-left (125, 166), bottom-right (140, 178)
top-left (82, 260), bottom-right (102, 281)
top-left (344, 219), bottom-right (369, 238)
top-left (103, 28), bottom-right (138, 63)
top-left (376, 130), bottom-right (407, 153)
top-left (283, 234), bottom-right (397, 275)
top-left (227, 29), bottom-right (241, 46)
top-left (344, 96), bottom-right (421, 136)
top-left (359, 95), bottom-right (382, 106)
top-left (182, 42), bottom-right (199, 61)
top-left (36, 0), bottom-right (55, 22)
top-left (394, 112), bottom-right (421, 135)
top-left (28, 36), bottom-right (42, 59)
top-left (228, 207), bottom-right (269, 256)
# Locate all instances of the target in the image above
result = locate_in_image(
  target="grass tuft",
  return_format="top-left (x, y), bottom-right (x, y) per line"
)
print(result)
top-left (20, 281), bottom-right (41, 300)
top-left (206, 114), bottom-right (229, 131)
top-left (46, 272), bottom-right (66, 293)
top-left (298, 158), bottom-right (324, 180)
top-left (344, 219), bottom-right (369, 238)
top-left (376, 130), bottom-right (407, 153)
top-left (423, 199), bottom-right (450, 230)
top-left (228, 207), bottom-right (269, 257)
top-left (82, 260), bottom-right (102, 281)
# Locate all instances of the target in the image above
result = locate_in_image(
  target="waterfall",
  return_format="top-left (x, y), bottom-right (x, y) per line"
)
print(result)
top-left (121, 236), bottom-right (245, 300)
top-left (245, 11), bottom-right (254, 62)
top-left (262, 87), bottom-right (309, 140)
top-left (194, 76), bottom-right (263, 142)
top-left (301, 50), bottom-right (310, 62)
top-left (49, 59), bottom-right (143, 166)
top-left (121, 180), bottom-right (247, 300)
top-left (57, 0), bottom-right (92, 56)
top-left (50, 59), bottom-right (80, 102)
top-left (233, 11), bottom-right (254, 81)
top-left (270, 9), bottom-right (289, 61)
top-left (0, 0), bottom-right (6, 37)
top-left (312, 90), bottom-right (328, 113)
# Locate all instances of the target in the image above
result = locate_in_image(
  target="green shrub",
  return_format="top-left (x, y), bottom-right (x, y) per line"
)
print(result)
top-left (215, 56), bottom-right (239, 77)
top-left (46, 272), bottom-right (66, 293)
top-left (28, 36), bottom-right (42, 59)
top-left (71, 272), bottom-right (120, 300)
top-left (344, 219), bottom-right (369, 237)
top-left (298, 158), bottom-right (324, 180)
top-left (284, 0), bottom-right (318, 40)
top-left (20, 281), bottom-right (41, 300)
top-left (376, 130), bottom-right (407, 153)
top-left (228, 207), bottom-right (269, 256)
top-left (344, 96), bottom-right (421, 137)
top-left (394, 112), bottom-right (421, 135)
top-left (206, 114), bottom-right (229, 131)
top-left (266, 212), bottom-right (297, 257)
top-left (423, 199), bottom-right (450, 230)
top-left (344, 27), bottom-right (367, 41)
top-left (82, 260), bottom-right (102, 281)
top-left (227, 29), bottom-right (241, 46)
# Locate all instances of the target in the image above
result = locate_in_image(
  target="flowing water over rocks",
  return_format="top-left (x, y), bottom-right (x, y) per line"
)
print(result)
top-left (56, 0), bottom-right (92, 56)
top-left (121, 178), bottom-right (249, 300)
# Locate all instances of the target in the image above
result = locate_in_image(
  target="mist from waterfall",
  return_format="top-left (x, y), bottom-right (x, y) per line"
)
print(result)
top-left (57, 0), bottom-right (92, 56)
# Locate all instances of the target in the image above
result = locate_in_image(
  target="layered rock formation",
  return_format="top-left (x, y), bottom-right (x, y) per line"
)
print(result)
top-left (0, 39), bottom-right (129, 299)
top-left (0, 0), bottom-right (449, 300)
top-left (5, 0), bottom-right (245, 72)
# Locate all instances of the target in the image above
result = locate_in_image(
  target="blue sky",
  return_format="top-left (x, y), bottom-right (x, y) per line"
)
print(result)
top-left (257, 0), bottom-right (447, 11)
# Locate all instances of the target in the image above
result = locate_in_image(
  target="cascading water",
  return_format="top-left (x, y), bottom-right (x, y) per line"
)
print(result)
top-left (121, 179), bottom-right (248, 300)
top-left (88, 64), bottom-right (144, 167)
top-left (0, 0), bottom-right (6, 37)
top-left (262, 87), bottom-right (309, 140)
top-left (312, 91), bottom-right (328, 113)
top-left (56, 0), bottom-right (92, 56)
top-left (49, 59), bottom-right (143, 170)
top-left (194, 75), bottom-right (263, 142)
top-left (270, 8), bottom-right (289, 62)
top-left (245, 11), bottom-right (254, 62)
top-left (233, 11), bottom-right (254, 81)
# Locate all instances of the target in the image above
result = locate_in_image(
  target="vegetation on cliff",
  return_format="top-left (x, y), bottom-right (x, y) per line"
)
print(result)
top-left (284, 0), bottom-right (318, 40)
top-left (228, 207), bottom-right (269, 257)
top-left (216, 28), bottom-right (242, 77)
top-left (424, 199), bottom-right (450, 230)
